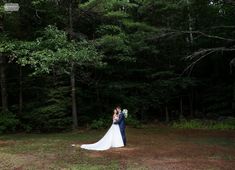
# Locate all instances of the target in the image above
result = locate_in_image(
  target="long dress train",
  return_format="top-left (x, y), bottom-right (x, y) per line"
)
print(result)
top-left (80, 123), bottom-right (124, 151)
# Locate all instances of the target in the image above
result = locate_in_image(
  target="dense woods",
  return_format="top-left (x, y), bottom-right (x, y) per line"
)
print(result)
top-left (0, 0), bottom-right (235, 132)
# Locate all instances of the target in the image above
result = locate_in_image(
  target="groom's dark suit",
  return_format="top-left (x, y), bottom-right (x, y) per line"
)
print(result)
top-left (114, 112), bottom-right (126, 146)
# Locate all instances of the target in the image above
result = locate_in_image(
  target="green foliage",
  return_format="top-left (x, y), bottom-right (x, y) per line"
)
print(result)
top-left (96, 34), bottom-right (130, 54)
top-left (0, 5), bottom-right (4, 13)
top-left (56, 41), bottom-right (104, 66)
top-left (172, 119), bottom-right (204, 129)
top-left (0, 111), bottom-right (19, 133)
top-left (90, 118), bottom-right (110, 129)
top-left (172, 118), bottom-right (235, 130)
top-left (22, 105), bottom-right (72, 132)
top-left (13, 41), bottom-right (39, 66)
top-left (39, 25), bottom-right (68, 50)
top-left (201, 84), bottom-right (232, 118)
top-left (126, 115), bottom-right (142, 128)
top-left (96, 25), bottom-right (122, 36)
top-left (149, 74), bottom-right (197, 106)
top-left (104, 11), bottom-right (129, 19)
top-left (31, 0), bottom-right (56, 6)
top-left (0, 36), bottom-right (16, 54)
top-left (123, 20), bottom-right (157, 32)
top-left (21, 88), bottom-right (72, 132)
top-left (11, 25), bottom-right (104, 75)
top-left (81, 0), bottom-right (137, 13)
top-left (0, 0), bottom-right (234, 130)
top-left (90, 115), bottom-right (142, 129)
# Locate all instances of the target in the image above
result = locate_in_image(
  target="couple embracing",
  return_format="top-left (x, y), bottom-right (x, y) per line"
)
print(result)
top-left (81, 106), bottom-right (126, 151)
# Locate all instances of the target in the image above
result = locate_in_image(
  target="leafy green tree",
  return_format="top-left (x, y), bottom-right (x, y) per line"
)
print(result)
top-left (11, 26), bottom-right (103, 128)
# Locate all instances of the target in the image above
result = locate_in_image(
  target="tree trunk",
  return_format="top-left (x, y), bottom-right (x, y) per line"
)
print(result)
top-left (180, 96), bottom-right (184, 119)
top-left (69, 0), bottom-right (73, 39)
top-left (189, 91), bottom-right (194, 118)
top-left (187, 0), bottom-right (194, 44)
top-left (233, 81), bottom-right (235, 114)
top-left (52, 67), bottom-right (57, 86)
top-left (19, 65), bottom-right (23, 114)
top-left (95, 82), bottom-right (103, 114)
top-left (230, 59), bottom-right (235, 115)
top-left (71, 62), bottom-right (78, 129)
top-left (69, 0), bottom-right (78, 129)
top-left (0, 54), bottom-right (8, 112)
top-left (165, 105), bottom-right (169, 122)
top-left (141, 107), bottom-right (145, 122)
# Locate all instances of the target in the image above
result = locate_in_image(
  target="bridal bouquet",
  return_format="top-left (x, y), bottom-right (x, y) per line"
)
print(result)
top-left (123, 109), bottom-right (128, 118)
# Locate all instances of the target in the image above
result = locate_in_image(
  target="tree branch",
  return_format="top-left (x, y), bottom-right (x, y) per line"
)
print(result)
top-left (182, 51), bottom-right (214, 76)
top-left (210, 25), bottom-right (235, 29)
top-left (181, 30), bottom-right (235, 42)
top-left (149, 29), bottom-right (235, 42)
top-left (182, 45), bottom-right (235, 75)
top-left (186, 46), bottom-right (235, 60)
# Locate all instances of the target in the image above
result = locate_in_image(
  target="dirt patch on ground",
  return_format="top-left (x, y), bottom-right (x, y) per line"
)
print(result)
top-left (81, 128), bottom-right (235, 169)
top-left (0, 140), bottom-right (15, 147)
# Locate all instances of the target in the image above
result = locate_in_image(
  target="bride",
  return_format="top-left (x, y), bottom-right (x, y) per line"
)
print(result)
top-left (80, 109), bottom-right (124, 151)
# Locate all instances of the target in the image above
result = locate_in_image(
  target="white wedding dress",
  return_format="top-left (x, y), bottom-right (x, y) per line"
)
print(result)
top-left (80, 116), bottom-right (124, 151)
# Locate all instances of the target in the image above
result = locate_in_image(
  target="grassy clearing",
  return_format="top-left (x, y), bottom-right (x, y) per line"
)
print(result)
top-left (0, 127), bottom-right (234, 170)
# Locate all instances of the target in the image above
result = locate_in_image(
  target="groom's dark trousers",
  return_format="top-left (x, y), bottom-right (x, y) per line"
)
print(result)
top-left (114, 113), bottom-right (126, 146)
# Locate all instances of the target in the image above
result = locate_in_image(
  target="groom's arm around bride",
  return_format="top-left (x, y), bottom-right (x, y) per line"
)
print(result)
top-left (113, 113), bottom-right (124, 125)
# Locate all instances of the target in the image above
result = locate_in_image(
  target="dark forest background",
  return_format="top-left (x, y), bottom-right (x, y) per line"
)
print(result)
top-left (0, 0), bottom-right (235, 132)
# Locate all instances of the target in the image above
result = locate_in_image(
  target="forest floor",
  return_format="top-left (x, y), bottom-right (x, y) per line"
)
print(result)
top-left (0, 126), bottom-right (235, 170)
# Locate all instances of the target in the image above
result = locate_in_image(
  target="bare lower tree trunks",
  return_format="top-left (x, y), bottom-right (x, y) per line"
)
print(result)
top-left (71, 62), bottom-right (78, 129)
top-left (0, 54), bottom-right (8, 112)
top-left (19, 65), bottom-right (23, 114)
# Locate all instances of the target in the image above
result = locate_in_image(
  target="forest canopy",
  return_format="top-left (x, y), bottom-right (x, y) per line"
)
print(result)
top-left (0, 0), bottom-right (235, 132)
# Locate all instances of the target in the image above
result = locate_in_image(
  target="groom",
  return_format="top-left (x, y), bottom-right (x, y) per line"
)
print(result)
top-left (114, 106), bottom-right (126, 146)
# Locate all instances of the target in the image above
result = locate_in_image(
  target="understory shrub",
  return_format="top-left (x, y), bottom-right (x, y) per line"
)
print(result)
top-left (21, 104), bottom-right (72, 132)
top-left (21, 88), bottom-right (72, 132)
top-left (90, 118), bottom-right (110, 129)
top-left (90, 114), bottom-right (142, 129)
top-left (126, 115), bottom-right (142, 128)
top-left (0, 111), bottom-right (19, 133)
top-left (172, 117), bottom-right (235, 130)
